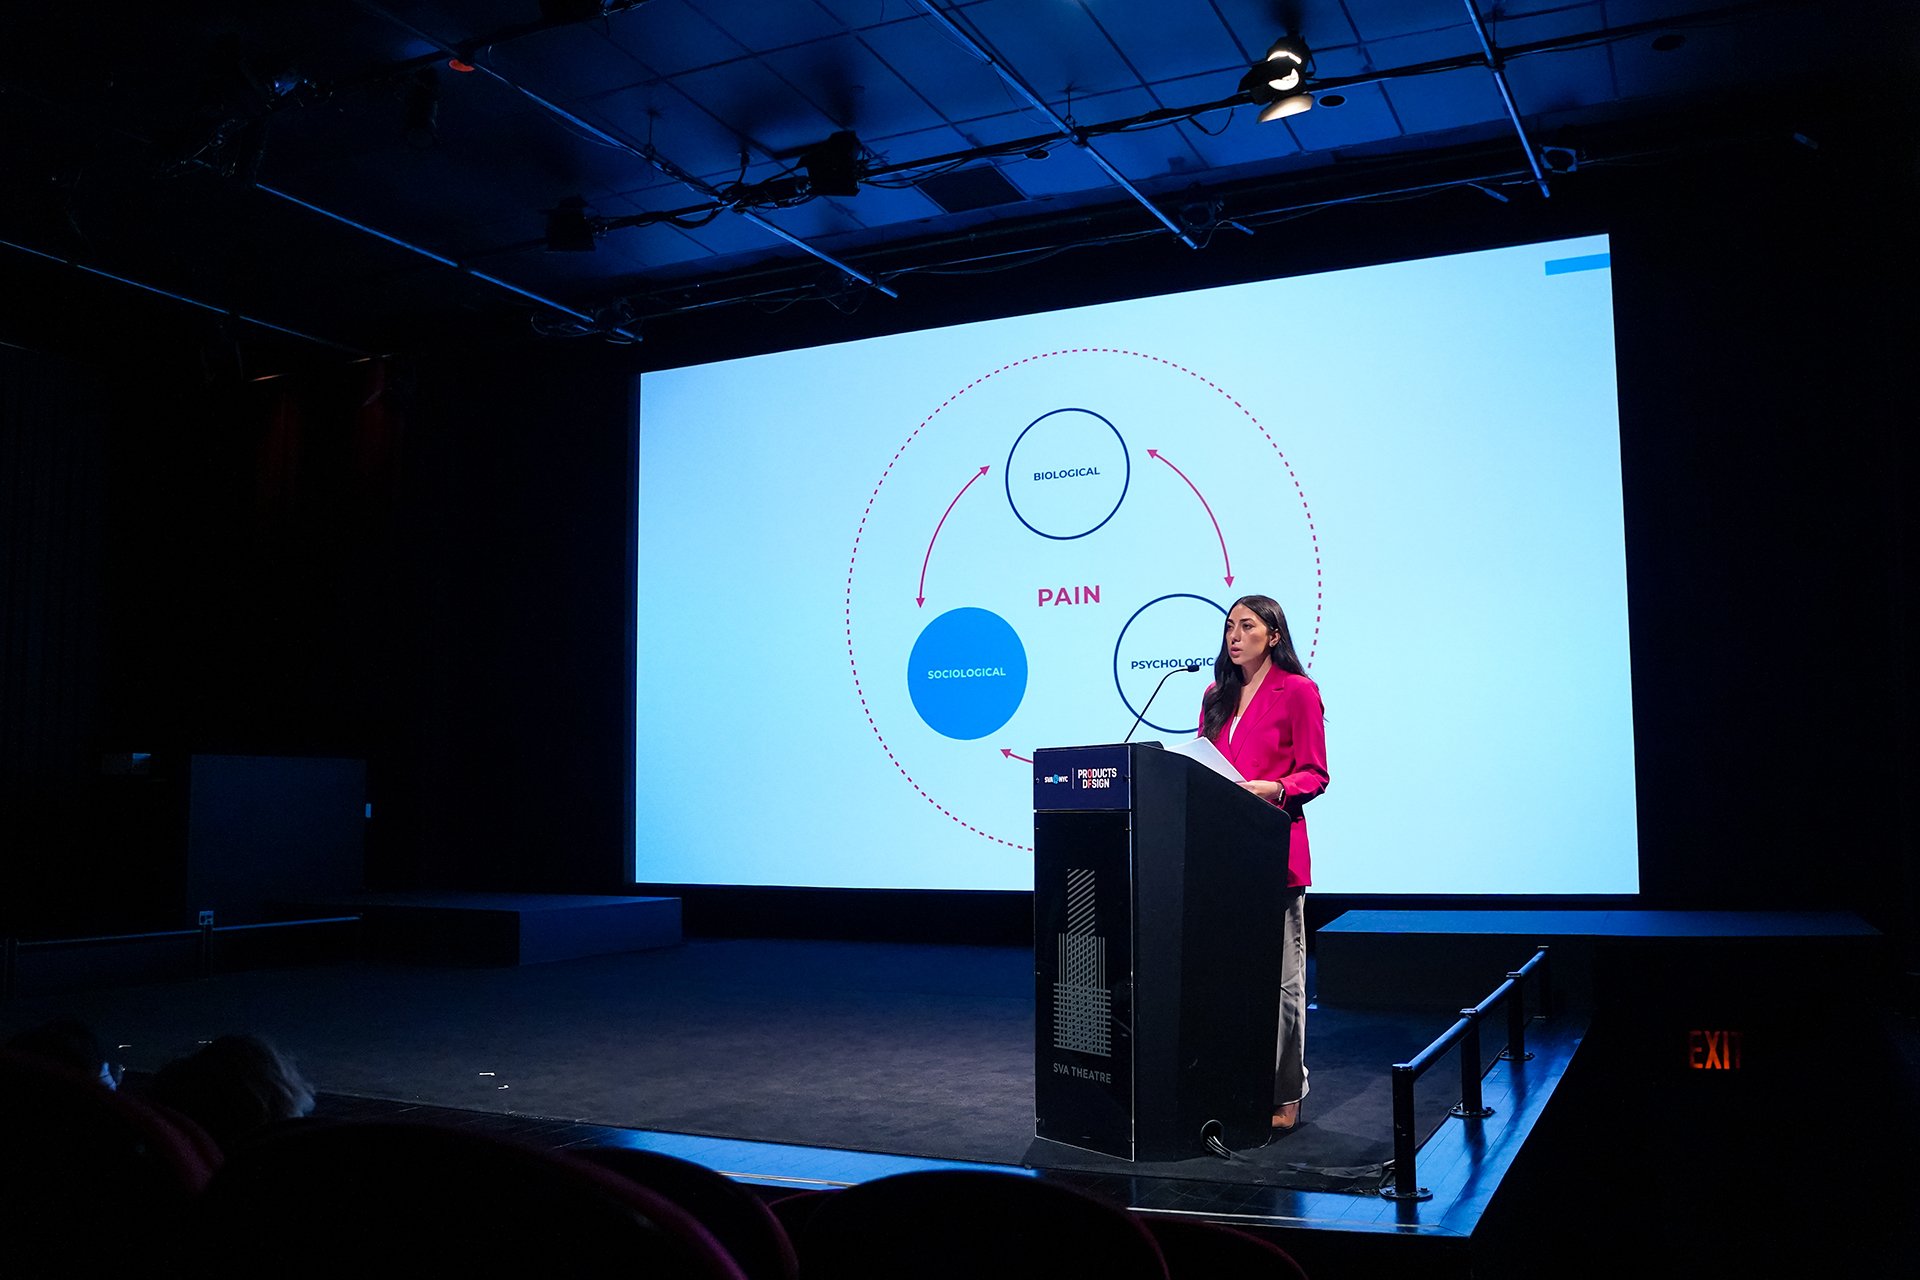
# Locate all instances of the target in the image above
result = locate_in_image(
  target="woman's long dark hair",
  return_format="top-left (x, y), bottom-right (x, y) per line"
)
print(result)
top-left (1200, 594), bottom-right (1307, 743)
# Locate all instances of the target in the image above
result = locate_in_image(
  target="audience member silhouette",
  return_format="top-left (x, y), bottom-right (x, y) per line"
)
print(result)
top-left (3, 1018), bottom-right (118, 1089)
top-left (148, 1034), bottom-right (315, 1152)
top-left (0, 1044), bottom-right (219, 1273)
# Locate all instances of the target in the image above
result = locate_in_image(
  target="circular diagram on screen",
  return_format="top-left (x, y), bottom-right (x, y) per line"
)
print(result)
top-left (845, 348), bottom-right (1321, 850)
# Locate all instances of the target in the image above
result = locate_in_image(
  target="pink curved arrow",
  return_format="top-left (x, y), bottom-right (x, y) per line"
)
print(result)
top-left (918, 465), bottom-right (990, 606)
top-left (1148, 449), bottom-right (1234, 586)
top-left (1000, 748), bottom-right (1033, 764)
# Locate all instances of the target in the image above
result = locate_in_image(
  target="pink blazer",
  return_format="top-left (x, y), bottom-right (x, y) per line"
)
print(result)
top-left (1200, 670), bottom-right (1328, 888)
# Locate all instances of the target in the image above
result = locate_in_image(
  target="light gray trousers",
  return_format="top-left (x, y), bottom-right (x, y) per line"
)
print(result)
top-left (1275, 886), bottom-right (1308, 1106)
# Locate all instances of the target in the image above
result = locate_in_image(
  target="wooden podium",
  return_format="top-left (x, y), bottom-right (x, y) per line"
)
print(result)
top-left (1032, 742), bottom-right (1291, 1160)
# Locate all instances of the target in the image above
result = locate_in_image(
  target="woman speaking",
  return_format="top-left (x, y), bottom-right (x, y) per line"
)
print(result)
top-left (1197, 594), bottom-right (1328, 1137)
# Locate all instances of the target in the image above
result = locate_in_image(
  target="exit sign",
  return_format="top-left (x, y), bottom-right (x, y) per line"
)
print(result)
top-left (1687, 1028), bottom-right (1743, 1070)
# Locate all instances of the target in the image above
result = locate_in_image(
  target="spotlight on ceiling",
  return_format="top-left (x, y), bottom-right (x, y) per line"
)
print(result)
top-left (1261, 37), bottom-right (1309, 92)
top-left (801, 131), bottom-right (865, 198)
top-left (1238, 37), bottom-right (1316, 123)
top-left (1258, 93), bottom-right (1314, 123)
top-left (545, 196), bottom-right (597, 252)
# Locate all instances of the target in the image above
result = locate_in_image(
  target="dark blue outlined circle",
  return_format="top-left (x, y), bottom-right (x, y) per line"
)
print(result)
top-left (908, 608), bottom-right (1029, 740)
top-left (1112, 593), bottom-right (1229, 735)
top-left (1004, 407), bottom-right (1131, 540)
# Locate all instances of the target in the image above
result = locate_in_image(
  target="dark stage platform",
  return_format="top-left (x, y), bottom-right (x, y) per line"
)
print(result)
top-left (283, 891), bottom-right (683, 965)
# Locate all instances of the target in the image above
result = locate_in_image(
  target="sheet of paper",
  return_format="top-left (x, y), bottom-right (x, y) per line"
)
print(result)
top-left (1168, 735), bottom-right (1245, 784)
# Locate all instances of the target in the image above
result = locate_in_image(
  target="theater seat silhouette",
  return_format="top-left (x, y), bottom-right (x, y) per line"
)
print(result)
top-left (1140, 1215), bottom-right (1310, 1279)
top-left (577, 1145), bottom-right (799, 1280)
top-left (0, 1049), bottom-right (222, 1273)
top-left (767, 1188), bottom-right (832, 1242)
top-left (192, 1121), bottom-right (748, 1277)
top-left (796, 1169), bottom-right (1167, 1279)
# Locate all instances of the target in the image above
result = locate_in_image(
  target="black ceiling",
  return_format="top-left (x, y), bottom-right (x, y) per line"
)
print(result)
top-left (1, 1), bottom-right (1911, 360)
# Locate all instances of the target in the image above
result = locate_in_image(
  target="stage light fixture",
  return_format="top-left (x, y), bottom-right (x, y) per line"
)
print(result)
top-left (545, 196), bottom-right (597, 252)
top-left (1258, 92), bottom-right (1314, 123)
top-left (801, 130), bottom-right (865, 198)
top-left (1238, 37), bottom-right (1316, 124)
top-left (1261, 38), bottom-right (1308, 92)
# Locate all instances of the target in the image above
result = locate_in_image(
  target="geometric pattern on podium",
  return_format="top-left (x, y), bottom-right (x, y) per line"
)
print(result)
top-left (1052, 868), bottom-right (1110, 1057)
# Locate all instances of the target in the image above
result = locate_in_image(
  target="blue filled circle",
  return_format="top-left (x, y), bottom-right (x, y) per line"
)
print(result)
top-left (908, 608), bottom-right (1029, 740)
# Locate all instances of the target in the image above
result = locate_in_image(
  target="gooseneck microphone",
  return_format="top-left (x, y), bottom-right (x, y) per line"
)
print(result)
top-left (1122, 664), bottom-right (1203, 743)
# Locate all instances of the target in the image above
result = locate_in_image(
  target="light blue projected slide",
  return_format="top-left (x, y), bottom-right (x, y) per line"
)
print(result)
top-left (634, 234), bottom-right (1636, 894)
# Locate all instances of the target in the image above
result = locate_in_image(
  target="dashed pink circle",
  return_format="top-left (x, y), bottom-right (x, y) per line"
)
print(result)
top-left (844, 348), bottom-right (1323, 851)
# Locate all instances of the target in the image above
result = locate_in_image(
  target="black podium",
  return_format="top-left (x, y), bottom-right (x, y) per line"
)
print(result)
top-left (1032, 741), bottom-right (1291, 1161)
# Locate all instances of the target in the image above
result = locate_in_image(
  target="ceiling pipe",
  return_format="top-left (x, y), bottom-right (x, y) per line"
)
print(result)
top-left (479, 1), bottom-right (1772, 267)
top-left (909, 0), bottom-right (1200, 250)
top-left (340, 0), bottom-right (660, 84)
top-left (472, 69), bottom-right (898, 299)
top-left (0, 235), bottom-right (368, 355)
top-left (0, 76), bottom-right (631, 345)
top-left (350, 0), bottom-right (897, 299)
top-left (1461, 0), bottom-right (1552, 198)
top-left (342, 1), bottom-right (1761, 268)
top-left (256, 184), bottom-right (640, 339)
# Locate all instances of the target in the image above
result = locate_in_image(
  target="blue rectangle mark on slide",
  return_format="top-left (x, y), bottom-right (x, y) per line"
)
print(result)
top-left (1545, 252), bottom-right (1611, 275)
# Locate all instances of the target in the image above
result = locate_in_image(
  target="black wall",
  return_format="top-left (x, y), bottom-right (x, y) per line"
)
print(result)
top-left (1610, 153), bottom-right (1911, 917)
top-left (2, 342), bottom-right (117, 930)
top-left (2, 120), bottom-right (1912, 943)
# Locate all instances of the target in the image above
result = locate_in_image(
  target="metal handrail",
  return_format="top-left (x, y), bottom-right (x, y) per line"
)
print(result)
top-left (203, 916), bottom-right (363, 934)
top-left (2, 914), bottom-right (362, 999)
top-left (8, 916), bottom-right (362, 950)
top-left (1382, 945), bottom-right (1550, 1201)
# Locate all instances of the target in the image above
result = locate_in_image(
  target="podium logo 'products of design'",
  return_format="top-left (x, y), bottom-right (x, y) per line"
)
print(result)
top-left (1052, 867), bottom-right (1111, 1057)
